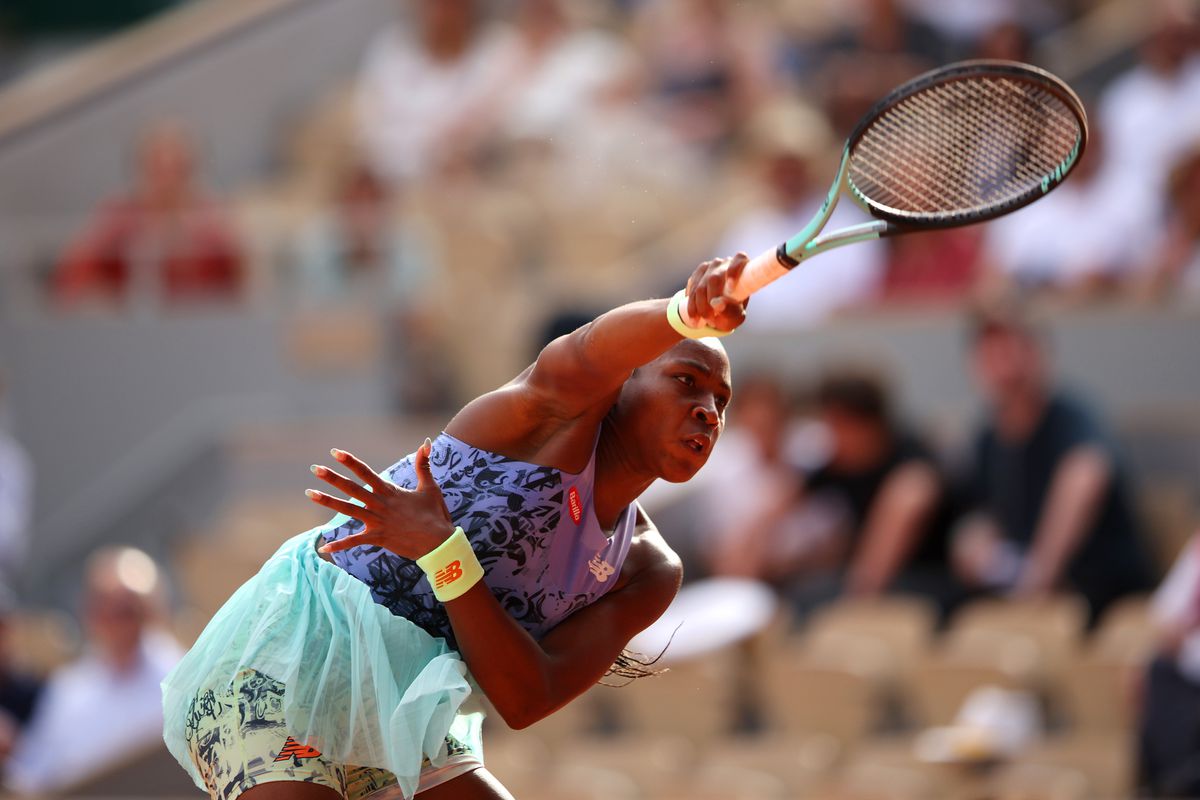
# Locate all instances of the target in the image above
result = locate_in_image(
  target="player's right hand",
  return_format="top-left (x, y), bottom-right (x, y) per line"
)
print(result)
top-left (684, 253), bottom-right (750, 332)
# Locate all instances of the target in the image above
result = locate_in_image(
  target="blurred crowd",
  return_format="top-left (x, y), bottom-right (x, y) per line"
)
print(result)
top-left (2, 0), bottom-right (1200, 796)
top-left (34, 0), bottom-right (1200, 383)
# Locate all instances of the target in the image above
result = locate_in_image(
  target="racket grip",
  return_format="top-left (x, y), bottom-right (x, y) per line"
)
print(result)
top-left (727, 245), bottom-right (793, 302)
top-left (677, 245), bottom-right (792, 327)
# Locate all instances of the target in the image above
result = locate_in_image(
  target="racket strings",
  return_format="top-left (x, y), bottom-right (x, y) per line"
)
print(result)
top-left (848, 76), bottom-right (1081, 220)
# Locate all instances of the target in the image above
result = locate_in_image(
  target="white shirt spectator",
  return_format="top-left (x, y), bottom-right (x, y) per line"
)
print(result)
top-left (0, 432), bottom-right (31, 585)
top-left (498, 30), bottom-right (630, 144)
top-left (4, 629), bottom-right (182, 794)
top-left (984, 174), bottom-right (1151, 287)
top-left (715, 200), bottom-right (885, 329)
top-left (356, 25), bottom-right (517, 182)
top-left (1097, 56), bottom-right (1200, 222)
top-left (1152, 534), bottom-right (1200, 684)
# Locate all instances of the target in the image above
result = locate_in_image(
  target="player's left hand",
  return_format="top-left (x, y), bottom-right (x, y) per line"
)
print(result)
top-left (307, 439), bottom-right (454, 560)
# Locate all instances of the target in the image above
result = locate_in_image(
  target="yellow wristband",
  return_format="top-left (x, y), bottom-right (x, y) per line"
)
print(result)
top-left (415, 527), bottom-right (484, 603)
top-left (666, 290), bottom-right (732, 339)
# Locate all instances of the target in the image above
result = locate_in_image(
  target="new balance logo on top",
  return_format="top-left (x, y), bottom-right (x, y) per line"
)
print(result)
top-left (588, 553), bottom-right (615, 582)
top-left (434, 560), bottom-right (464, 588)
top-left (274, 737), bottom-right (322, 762)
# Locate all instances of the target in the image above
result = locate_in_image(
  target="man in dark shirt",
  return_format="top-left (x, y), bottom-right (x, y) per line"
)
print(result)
top-left (797, 368), bottom-right (963, 617)
top-left (955, 302), bottom-right (1154, 620)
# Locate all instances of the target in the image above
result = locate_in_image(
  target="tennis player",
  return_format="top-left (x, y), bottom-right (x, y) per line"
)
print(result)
top-left (162, 254), bottom-right (750, 800)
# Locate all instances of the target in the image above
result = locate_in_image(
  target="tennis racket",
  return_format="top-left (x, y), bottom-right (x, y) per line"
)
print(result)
top-left (682, 59), bottom-right (1088, 323)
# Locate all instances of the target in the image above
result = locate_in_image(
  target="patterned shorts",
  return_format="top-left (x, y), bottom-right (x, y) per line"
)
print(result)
top-left (183, 669), bottom-right (481, 799)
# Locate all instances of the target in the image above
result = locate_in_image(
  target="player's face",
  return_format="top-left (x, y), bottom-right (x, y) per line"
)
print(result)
top-left (612, 339), bottom-right (733, 483)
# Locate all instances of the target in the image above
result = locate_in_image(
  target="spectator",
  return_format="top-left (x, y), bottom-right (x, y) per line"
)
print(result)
top-left (4, 547), bottom-right (182, 795)
top-left (476, 0), bottom-right (634, 155)
top-left (715, 101), bottom-right (885, 328)
top-left (793, 368), bottom-right (964, 618)
top-left (53, 121), bottom-right (244, 309)
top-left (981, 128), bottom-right (1149, 296)
top-left (1095, 9), bottom-right (1200, 227)
top-left (291, 161), bottom-right (434, 306)
top-left (804, 0), bottom-right (944, 135)
top-left (0, 376), bottom-right (31, 592)
top-left (355, 0), bottom-right (516, 182)
top-left (1138, 532), bottom-right (1200, 797)
top-left (954, 300), bottom-right (1155, 621)
top-left (631, 0), bottom-right (778, 150)
top-left (0, 590), bottom-right (42, 781)
top-left (698, 375), bottom-right (831, 584)
top-left (1141, 142), bottom-right (1200, 303)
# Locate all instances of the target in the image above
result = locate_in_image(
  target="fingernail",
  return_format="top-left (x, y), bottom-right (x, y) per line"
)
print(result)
top-left (305, 489), bottom-right (318, 499)
top-left (424, 437), bottom-right (432, 450)
top-left (310, 465), bottom-right (321, 475)
top-left (711, 297), bottom-right (726, 310)
top-left (331, 448), bottom-right (344, 460)
top-left (318, 543), bottom-right (332, 554)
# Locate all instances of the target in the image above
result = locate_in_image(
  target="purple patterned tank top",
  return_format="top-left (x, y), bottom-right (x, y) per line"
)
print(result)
top-left (319, 431), bottom-right (636, 649)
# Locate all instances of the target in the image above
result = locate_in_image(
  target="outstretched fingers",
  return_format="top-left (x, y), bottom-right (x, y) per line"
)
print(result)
top-left (311, 464), bottom-right (375, 504)
top-left (329, 448), bottom-right (389, 492)
top-left (305, 489), bottom-right (380, 525)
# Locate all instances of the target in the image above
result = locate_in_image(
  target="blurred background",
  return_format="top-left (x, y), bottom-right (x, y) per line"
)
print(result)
top-left (0, 0), bottom-right (1199, 797)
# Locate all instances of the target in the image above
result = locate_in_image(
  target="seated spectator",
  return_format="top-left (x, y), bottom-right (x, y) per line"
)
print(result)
top-left (0, 375), bottom-right (31, 592)
top-left (476, 0), bottom-right (634, 155)
top-left (1141, 142), bottom-right (1200, 303)
top-left (980, 128), bottom-right (1150, 296)
top-left (698, 375), bottom-right (830, 583)
top-left (802, 0), bottom-right (944, 134)
top-left (291, 161), bottom-right (434, 307)
top-left (953, 300), bottom-right (1155, 622)
top-left (793, 368), bottom-right (964, 618)
top-left (1139, 532), bottom-right (1200, 797)
top-left (1095, 9), bottom-right (1200, 227)
top-left (877, 226), bottom-right (985, 306)
top-left (631, 0), bottom-right (778, 150)
top-left (4, 547), bottom-right (182, 795)
top-left (356, 0), bottom-right (517, 182)
top-left (53, 121), bottom-right (244, 309)
top-left (715, 101), bottom-right (884, 328)
top-left (0, 590), bottom-right (42, 783)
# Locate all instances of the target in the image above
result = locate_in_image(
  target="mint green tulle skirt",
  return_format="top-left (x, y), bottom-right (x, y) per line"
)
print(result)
top-left (161, 528), bottom-right (480, 799)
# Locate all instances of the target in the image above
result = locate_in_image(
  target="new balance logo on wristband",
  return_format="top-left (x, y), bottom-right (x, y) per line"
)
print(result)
top-left (434, 560), bottom-right (464, 588)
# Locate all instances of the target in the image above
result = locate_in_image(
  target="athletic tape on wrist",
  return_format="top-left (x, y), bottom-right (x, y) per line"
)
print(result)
top-left (666, 290), bottom-right (732, 339)
top-left (416, 527), bottom-right (484, 602)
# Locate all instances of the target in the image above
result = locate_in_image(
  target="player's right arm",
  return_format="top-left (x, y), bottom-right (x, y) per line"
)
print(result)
top-left (446, 255), bottom-right (748, 449)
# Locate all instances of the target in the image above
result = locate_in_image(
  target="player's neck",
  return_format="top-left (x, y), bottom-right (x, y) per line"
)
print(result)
top-left (593, 430), bottom-right (654, 531)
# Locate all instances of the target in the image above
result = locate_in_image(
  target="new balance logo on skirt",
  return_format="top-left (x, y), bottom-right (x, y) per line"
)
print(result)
top-left (275, 737), bottom-right (322, 762)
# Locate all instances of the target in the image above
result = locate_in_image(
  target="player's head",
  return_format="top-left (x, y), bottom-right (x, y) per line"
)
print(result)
top-left (608, 337), bottom-right (732, 483)
top-left (967, 297), bottom-right (1049, 406)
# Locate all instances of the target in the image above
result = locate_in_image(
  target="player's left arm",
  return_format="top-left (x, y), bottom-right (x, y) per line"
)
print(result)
top-left (310, 450), bottom-right (682, 729)
top-left (446, 505), bottom-right (681, 729)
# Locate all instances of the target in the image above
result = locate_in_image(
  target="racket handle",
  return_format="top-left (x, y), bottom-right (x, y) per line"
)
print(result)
top-left (727, 245), bottom-right (792, 302)
top-left (677, 244), bottom-right (792, 327)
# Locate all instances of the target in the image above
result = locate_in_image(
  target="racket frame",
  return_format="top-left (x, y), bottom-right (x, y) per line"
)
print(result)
top-left (701, 59), bottom-right (1089, 311)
